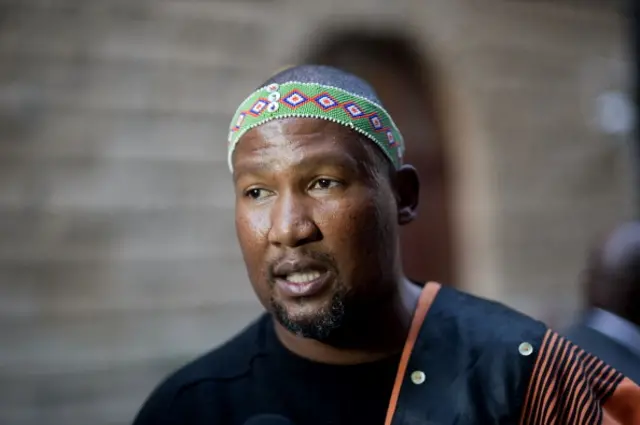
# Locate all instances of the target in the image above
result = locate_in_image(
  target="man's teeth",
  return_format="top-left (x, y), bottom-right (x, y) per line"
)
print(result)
top-left (285, 271), bottom-right (321, 284)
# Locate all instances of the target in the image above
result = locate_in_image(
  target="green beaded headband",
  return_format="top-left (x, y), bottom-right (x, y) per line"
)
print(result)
top-left (227, 82), bottom-right (404, 171)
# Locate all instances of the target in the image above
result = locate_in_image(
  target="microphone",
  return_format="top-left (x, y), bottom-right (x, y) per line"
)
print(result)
top-left (243, 414), bottom-right (295, 425)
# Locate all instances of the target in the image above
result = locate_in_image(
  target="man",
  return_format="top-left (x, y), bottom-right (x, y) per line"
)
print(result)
top-left (133, 65), bottom-right (640, 425)
top-left (565, 223), bottom-right (640, 384)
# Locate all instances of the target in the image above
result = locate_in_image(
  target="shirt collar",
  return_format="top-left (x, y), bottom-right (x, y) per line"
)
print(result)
top-left (585, 308), bottom-right (640, 357)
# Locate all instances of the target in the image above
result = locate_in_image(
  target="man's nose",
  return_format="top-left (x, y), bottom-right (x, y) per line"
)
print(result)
top-left (267, 192), bottom-right (321, 248)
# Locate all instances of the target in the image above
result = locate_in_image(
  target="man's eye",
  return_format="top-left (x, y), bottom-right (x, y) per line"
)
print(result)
top-left (310, 179), bottom-right (341, 190)
top-left (244, 188), bottom-right (270, 200)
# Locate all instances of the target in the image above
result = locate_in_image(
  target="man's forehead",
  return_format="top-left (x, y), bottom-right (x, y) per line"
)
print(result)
top-left (233, 118), bottom-right (365, 169)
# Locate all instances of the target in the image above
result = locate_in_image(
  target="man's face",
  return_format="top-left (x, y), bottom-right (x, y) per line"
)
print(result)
top-left (232, 118), bottom-right (402, 341)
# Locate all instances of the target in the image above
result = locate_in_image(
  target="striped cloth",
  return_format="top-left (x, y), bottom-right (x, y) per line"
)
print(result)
top-left (520, 330), bottom-right (640, 424)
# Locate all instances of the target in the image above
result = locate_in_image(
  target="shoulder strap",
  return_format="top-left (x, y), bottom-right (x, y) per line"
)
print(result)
top-left (384, 282), bottom-right (441, 425)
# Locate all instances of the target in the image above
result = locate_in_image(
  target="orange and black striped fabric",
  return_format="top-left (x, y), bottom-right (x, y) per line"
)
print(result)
top-left (520, 330), bottom-right (640, 425)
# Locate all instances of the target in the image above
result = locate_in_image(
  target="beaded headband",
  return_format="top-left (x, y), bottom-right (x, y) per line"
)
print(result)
top-left (227, 82), bottom-right (404, 171)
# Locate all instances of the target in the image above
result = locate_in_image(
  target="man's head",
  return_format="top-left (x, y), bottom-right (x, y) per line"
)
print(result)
top-left (585, 222), bottom-right (640, 326)
top-left (229, 65), bottom-right (419, 344)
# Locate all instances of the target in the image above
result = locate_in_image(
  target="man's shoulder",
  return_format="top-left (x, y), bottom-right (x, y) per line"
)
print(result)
top-left (431, 285), bottom-right (549, 348)
top-left (132, 314), bottom-right (269, 425)
top-left (405, 285), bottom-right (549, 421)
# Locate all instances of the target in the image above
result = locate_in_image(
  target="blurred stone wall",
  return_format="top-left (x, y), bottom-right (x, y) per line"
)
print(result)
top-left (0, 0), bottom-right (631, 424)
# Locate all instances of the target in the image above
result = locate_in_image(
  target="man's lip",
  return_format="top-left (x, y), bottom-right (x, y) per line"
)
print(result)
top-left (275, 271), bottom-right (331, 298)
top-left (271, 258), bottom-right (330, 278)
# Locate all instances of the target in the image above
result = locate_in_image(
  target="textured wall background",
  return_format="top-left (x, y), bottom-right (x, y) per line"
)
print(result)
top-left (0, 1), bottom-right (632, 424)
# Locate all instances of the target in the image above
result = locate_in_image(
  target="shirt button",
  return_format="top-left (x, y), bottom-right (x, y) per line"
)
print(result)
top-left (519, 342), bottom-right (534, 356)
top-left (410, 370), bottom-right (426, 385)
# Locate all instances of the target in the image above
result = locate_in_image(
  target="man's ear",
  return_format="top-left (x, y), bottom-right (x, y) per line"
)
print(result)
top-left (394, 164), bottom-right (420, 225)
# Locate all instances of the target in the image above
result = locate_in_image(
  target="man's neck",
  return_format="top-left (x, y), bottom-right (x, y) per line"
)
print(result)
top-left (274, 277), bottom-right (422, 365)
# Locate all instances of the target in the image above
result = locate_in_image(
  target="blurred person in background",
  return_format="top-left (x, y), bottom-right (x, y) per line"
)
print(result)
top-left (133, 65), bottom-right (640, 425)
top-left (565, 222), bottom-right (640, 384)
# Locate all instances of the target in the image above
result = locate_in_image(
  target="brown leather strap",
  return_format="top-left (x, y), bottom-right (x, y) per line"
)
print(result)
top-left (384, 282), bottom-right (442, 425)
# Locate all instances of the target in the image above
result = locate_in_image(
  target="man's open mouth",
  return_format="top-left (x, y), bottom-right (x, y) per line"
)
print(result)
top-left (283, 270), bottom-right (323, 284)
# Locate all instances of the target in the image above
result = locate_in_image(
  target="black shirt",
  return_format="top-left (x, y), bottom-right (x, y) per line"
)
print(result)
top-left (133, 314), bottom-right (400, 425)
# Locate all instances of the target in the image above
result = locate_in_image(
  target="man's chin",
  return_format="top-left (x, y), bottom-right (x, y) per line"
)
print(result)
top-left (271, 295), bottom-right (345, 341)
